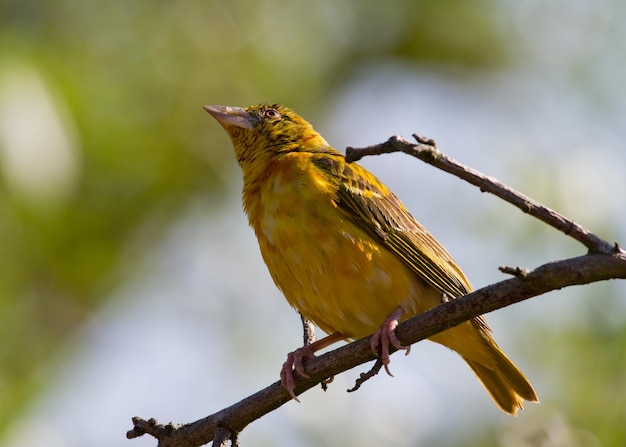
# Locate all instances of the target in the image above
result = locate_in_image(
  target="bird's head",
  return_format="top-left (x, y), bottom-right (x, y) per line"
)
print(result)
top-left (204, 103), bottom-right (331, 168)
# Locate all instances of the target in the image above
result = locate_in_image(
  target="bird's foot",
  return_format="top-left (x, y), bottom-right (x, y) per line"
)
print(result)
top-left (280, 332), bottom-right (344, 402)
top-left (370, 307), bottom-right (410, 376)
top-left (280, 345), bottom-right (316, 402)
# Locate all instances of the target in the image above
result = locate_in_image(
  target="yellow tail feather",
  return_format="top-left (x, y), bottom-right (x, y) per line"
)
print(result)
top-left (465, 352), bottom-right (538, 415)
top-left (430, 319), bottom-right (538, 415)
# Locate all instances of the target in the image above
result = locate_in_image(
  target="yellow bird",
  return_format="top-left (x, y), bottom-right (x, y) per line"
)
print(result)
top-left (205, 103), bottom-right (538, 415)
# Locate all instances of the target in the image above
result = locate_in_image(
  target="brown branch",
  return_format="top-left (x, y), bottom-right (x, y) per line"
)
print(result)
top-left (128, 140), bottom-right (626, 447)
top-left (128, 252), bottom-right (626, 446)
top-left (345, 135), bottom-right (617, 255)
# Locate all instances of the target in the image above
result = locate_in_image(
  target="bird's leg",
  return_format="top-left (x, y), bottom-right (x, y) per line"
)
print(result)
top-left (280, 331), bottom-right (344, 401)
top-left (299, 313), bottom-right (334, 391)
top-left (300, 312), bottom-right (316, 346)
top-left (370, 306), bottom-right (411, 376)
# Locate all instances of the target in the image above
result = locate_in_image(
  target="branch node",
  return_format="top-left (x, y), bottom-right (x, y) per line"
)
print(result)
top-left (126, 417), bottom-right (180, 440)
top-left (499, 265), bottom-right (531, 279)
top-left (345, 145), bottom-right (366, 163)
top-left (412, 133), bottom-right (437, 147)
top-left (411, 134), bottom-right (440, 162)
top-left (321, 375), bottom-right (334, 392)
top-left (126, 419), bottom-right (146, 440)
top-left (347, 359), bottom-right (384, 393)
top-left (214, 423), bottom-right (239, 447)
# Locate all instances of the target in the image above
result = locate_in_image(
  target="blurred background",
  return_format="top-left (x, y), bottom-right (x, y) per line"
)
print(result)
top-left (1, 1), bottom-right (625, 446)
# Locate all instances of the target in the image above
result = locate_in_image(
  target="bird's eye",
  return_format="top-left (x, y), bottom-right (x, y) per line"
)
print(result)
top-left (264, 109), bottom-right (281, 120)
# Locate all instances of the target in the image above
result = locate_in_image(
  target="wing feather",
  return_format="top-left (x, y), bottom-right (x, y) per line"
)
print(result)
top-left (313, 154), bottom-right (472, 299)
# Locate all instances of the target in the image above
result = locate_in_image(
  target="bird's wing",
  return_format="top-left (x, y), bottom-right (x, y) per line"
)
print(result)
top-left (313, 154), bottom-right (471, 299)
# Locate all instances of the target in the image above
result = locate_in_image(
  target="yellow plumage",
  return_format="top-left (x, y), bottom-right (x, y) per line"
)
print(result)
top-left (205, 103), bottom-right (538, 414)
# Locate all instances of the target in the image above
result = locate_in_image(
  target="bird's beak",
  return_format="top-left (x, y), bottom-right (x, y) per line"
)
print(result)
top-left (203, 105), bottom-right (255, 131)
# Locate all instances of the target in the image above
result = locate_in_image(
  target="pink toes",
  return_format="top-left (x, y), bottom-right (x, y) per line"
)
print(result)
top-left (370, 307), bottom-right (410, 376)
top-left (280, 345), bottom-right (315, 401)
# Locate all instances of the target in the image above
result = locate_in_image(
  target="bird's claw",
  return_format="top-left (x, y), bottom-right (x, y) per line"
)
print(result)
top-left (370, 308), bottom-right (410, 376)
top-left (280, 345), bottom-right (316, 401)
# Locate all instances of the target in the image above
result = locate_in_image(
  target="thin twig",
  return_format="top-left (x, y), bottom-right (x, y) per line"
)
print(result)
top-left (347, 359), bottom-right (384, 392)
top-left (127, 418), bottom-right (179, 440)
top-left (499, 265), bottom-right (531, 279)
top-left (345, 135), bottom-right (618, 255)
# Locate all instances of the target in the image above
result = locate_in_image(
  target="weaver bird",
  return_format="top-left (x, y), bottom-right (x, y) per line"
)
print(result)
top-left (205, 103), bottom-right (538, 415)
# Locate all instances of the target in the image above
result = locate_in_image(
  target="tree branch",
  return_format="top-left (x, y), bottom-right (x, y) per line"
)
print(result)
top-left (345, 135), bottom-right (617, 254)
top-left (127, 137), bottom-right (626, 447)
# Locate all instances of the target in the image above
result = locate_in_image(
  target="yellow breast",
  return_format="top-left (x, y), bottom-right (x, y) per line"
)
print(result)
top-left (245, 152), bottom-right (432, 339)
